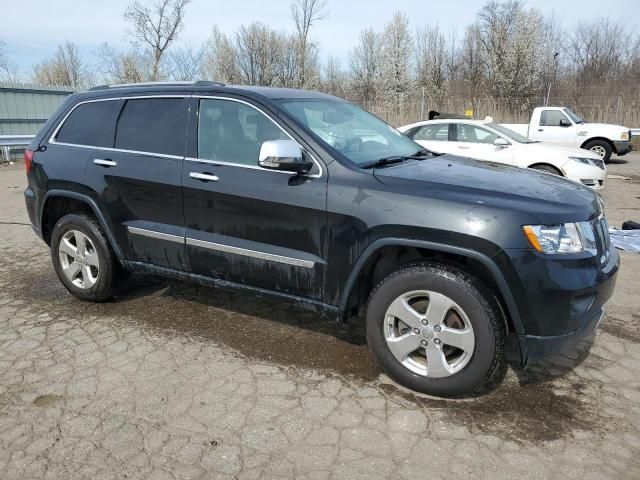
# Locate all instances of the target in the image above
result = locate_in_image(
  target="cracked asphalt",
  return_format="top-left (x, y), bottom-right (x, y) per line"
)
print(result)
top-left (1, 154), bottom-right (640, 479)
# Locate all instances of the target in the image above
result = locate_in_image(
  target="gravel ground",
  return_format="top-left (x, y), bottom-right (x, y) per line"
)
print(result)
top-left (1, 153), bottom-right (639, 479)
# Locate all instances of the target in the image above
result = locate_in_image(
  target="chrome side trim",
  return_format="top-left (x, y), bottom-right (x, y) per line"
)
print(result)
top-left (185, 156), bottom-right (295, 175)
top-left (186, 237), bottom-right (315, 268)
top-left (127, 226), bottom-right (185, 244)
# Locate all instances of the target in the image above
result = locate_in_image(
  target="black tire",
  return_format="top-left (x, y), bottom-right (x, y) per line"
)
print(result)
top-left (583, 139), bottom-right (612, 162)
top-left (366, 263), bottom-right (505, 397)
top-left (530, 164), bottom-right (562, 175)
top-left (50, 213), bottom-right (121, 302)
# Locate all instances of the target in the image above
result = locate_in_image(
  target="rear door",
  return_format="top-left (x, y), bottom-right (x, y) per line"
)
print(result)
top-left (83, 95), bottom-right (190, 270)
top-left (182, 96), bottom-right (328, 301)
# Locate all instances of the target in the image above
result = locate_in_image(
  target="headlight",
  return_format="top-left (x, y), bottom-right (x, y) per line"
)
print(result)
top-left (523, 222), bottom-right (597, 255)
top-left (621, 131), bottom-right (629, 141)
top-left (569, 156), bottom-right (605, 170)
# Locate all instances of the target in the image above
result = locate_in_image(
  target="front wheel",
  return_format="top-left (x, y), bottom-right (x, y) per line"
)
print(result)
top-left (366, 264), bottom-right (505, 397)
top-left (583, 140), bottom-right (612, 162)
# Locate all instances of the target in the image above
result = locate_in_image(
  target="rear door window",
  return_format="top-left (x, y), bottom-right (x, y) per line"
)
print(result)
top-left (115, 98), bottom-right (188, 156)
top-left (55, 100), bottom-right (120, 147)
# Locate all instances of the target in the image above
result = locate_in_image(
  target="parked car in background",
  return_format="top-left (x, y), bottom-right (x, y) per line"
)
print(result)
top-left (500, 106), bottom-right (632, 161)
top-left (24, 82), bottom-right (618, 397)
top-left (398, 118), bottom-right (607, 190)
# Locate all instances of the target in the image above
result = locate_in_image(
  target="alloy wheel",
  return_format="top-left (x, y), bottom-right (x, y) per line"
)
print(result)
top-left (384, 290), bottom-right (475, 378)
top-left (58, 230), bottom-right (100, 289)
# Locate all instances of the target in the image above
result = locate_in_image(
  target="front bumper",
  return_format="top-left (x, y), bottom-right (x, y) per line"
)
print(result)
top-left (613, 140), bottom-right (632, 156)
top-left (501, 246), bottom-right (619, 365)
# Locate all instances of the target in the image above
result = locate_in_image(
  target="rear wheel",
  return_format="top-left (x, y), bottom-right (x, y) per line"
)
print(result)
top-left (583, 140), bottom-right (612, 162)
top-left (366, 263), bottom-right (505, 397)
top-left (50, 213), bottom-right (121, 302)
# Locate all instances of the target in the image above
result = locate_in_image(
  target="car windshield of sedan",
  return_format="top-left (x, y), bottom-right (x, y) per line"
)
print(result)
top-left (277, 99), bottom-right (423, 165)
top-left (486, 123), bottom-right (535, 144)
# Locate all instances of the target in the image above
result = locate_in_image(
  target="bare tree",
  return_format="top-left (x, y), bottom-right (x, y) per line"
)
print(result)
top-left (234, 22), bottom-right (284, 86)
top-left (202, 27), bottom-right (241, 84)
top-left (415, 25), bottom-right (447, 102)
top-left (460, 25), bottom-right (485, 102)
top-left (322, 55), bottom-right (347, 96)
top-left (290, 0), bottom-right (328, 87)
top-left (167, 46), bottom-right (203, 80)
top-left (33, 41), bottom-right (86, 87)
top-left (0, 40), bottom-right (19, 82)
top-left (96, 43), bottom-right (152, 84)
top-left (349, 28), bottom-right (380, 106)
top-left (124, 0), bottom-right (192, 81)
top-left (379, 12), bottom-right (413, 117)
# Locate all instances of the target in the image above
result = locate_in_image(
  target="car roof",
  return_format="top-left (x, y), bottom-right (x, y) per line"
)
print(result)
top-left (72, 82), bottom-right (342, 103)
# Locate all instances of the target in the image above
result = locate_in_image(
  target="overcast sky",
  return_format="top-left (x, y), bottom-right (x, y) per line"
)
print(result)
top-left (2, 0), bottom-right (638, 75)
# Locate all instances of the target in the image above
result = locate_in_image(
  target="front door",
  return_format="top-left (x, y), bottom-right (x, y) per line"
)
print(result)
top-left (84, 96), bottom-right (190, 270)
top-left (449, 123), bottom-right (515, 165)
top-left (533, 109), bottom-right (577, 145)
top-left (182, 97), bottom-right (327, 301)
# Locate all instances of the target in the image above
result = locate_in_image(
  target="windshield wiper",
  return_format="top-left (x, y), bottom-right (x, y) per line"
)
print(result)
top-left (361, 149), bottom-right (440, 169)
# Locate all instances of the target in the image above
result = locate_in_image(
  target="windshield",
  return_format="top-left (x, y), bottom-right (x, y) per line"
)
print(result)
top-left (485, 123), bottom-right (534, 143)
top-left (564, 108), bottom-right (585, 124)
top-left (277, 99), bottom-right (423, 165)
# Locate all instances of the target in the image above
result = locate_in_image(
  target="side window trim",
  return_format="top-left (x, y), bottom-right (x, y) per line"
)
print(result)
top-left (187, 95), bottom-right (323, 179)
top-left (49, 95), bottom-right (190, 160)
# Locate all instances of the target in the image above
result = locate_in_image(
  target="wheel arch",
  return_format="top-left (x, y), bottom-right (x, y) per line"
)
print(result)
top-left (527, 163), bottom-right (564, 176)
top-left (580, 137), bottom-right (615, 153)
top-left (339, 238), bottom-right (524, 335)
top-left (41, 190), bottom-right (123, 259)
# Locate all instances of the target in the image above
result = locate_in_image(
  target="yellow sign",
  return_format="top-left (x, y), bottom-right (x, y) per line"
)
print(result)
top-left (465, 109), bottom-right (474, 117)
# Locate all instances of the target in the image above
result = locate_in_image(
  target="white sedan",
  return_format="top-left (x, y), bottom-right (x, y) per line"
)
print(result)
top-left (398, 118), bottom-right (607, 190)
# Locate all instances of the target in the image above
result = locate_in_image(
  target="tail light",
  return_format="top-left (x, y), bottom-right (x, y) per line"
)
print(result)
top-left (24, 149), bottom-right (34, 173)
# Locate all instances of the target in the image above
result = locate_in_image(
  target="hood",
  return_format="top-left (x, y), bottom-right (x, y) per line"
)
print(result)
top-left (373, 154), bottom-right (600, 224)
top-left (578, 122), bottom-right (629, 137)
top-left (521, 142), bottom-right (602, 160)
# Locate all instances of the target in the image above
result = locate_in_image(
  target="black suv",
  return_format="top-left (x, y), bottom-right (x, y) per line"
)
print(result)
top-left (24, 81), bottom-right (619, 397)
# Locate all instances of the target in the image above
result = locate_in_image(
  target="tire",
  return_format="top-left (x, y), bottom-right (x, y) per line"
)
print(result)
top-left (366, 263), bottom-right (505, 397)
top-left (530, 164), bottom-right (562, 175)
top-left (583, 140), bottom-right (612, 162)
top-left (50, 213), bottom-right (121, 302)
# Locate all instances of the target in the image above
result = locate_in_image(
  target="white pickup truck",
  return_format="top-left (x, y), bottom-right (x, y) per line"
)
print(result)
top-left (501, 107), bottom-right (632, 161)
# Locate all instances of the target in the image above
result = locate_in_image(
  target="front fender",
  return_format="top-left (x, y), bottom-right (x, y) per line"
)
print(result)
top-left (338, 237), bottom-right (525, 334)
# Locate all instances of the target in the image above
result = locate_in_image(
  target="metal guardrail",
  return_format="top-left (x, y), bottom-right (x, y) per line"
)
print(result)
top-left (631, 128), bottom-right (640, 137)
top-left (0, 135), bottom-right (34, 164)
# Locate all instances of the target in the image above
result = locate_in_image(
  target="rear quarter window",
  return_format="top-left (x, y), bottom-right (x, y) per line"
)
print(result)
top-left (54, 100), bottom-right (120, 147)
top-left (115, 98), bottom-right (188, 156)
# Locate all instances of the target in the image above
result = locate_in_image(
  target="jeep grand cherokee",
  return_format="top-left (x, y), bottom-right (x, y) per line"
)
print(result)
top-left (24, 81), bottom-right (619, 397)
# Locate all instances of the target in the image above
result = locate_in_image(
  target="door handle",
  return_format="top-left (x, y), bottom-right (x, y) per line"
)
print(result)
top-left (458, 145), bottom-right (470, 149)
top-left (93, 159), bottom-right (117, 167)
top-left (538, 128), bottom-right (544, 132)
top-left (189, 172), bottom-right (219, 182)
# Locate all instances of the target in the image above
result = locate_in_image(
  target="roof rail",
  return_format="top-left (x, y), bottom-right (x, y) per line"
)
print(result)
top-left (89, 80), bottom-right (225, 91)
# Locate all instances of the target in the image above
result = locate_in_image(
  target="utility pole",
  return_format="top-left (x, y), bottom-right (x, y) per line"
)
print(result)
top-left (545, 52), bottom-right (560, 106)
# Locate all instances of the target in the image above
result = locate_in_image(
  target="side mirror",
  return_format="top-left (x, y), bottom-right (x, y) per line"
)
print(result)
top-left (559, 118), bottom-right (572, 127)
top-left (493, 137), bottom-right (510, 147)
top-left (259, 140), bottom-right (313, 173)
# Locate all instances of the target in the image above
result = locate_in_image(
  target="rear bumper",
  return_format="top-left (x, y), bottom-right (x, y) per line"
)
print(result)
top-left (613, 140), bottom-right (632, 156)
